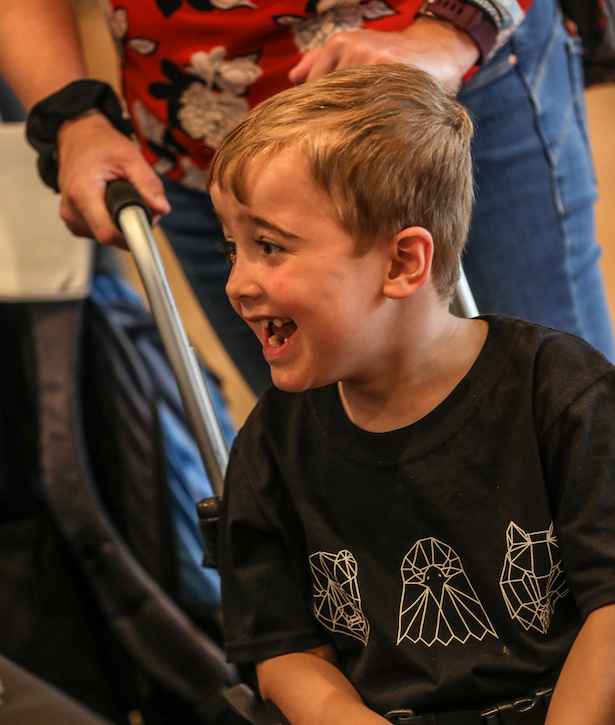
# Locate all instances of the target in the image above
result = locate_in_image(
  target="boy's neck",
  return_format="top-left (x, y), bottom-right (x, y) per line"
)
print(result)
top-left (337, 310), bottom-right (488, 433)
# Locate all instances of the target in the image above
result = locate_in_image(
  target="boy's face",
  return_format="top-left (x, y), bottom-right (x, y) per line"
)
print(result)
top-left (210, 149), bottom-right (394, 393)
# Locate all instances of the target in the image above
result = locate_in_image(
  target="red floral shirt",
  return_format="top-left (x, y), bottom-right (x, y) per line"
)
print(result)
top-left (105, 0), bottom-right (532, 189)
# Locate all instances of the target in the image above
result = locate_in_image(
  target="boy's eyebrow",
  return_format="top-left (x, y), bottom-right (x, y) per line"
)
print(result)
top-left (249, 215), bottom-right (304, 241)
top-left (213, 209), bottom-right (303, 241)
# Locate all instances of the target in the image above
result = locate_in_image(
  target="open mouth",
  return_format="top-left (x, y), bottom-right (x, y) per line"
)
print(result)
top-left (255, 317), bottom-right (297, 348)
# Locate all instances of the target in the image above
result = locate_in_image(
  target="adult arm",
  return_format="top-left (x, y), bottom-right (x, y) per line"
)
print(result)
top-left (0, 0), bottom-right (85, 109)
top-left (545, 603), bottom-right (615, 725)
top-left (0, 0), bottom-right (169, 246)
top-left (257, 645), bottom-right (390, 725)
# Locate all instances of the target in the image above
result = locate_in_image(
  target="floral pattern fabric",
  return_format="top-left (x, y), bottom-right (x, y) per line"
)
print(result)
top-left (106, 0), bottom-right (535, 190)
top-left (105, 0), bottom-right (423, 189)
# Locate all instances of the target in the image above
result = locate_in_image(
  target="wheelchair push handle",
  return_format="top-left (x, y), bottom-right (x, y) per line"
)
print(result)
top-left (105, 178), bottom-right (152, 227)
top-left (104, 179), bottom-right (229, 498)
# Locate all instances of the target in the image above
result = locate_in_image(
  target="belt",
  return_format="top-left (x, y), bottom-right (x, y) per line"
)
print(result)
top-left (384, 687), bottom-right (553, 725)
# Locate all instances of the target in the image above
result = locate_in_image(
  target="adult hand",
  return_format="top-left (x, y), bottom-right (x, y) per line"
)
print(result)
top-left (289, 16), bottom-right (480, 92)
top-left (57, 111), bottom-right (171, 248)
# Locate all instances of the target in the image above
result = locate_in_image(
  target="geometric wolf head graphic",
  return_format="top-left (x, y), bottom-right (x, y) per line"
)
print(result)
top-left (500, 521), bottom-right (569, 634)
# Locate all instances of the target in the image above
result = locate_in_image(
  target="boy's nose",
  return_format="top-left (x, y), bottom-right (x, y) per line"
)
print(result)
top-left (225, 257), bottom-right (262, 304)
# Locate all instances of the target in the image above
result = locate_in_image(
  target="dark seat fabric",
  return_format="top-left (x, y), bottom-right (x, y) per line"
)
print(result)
top-left (0, 278), bottom-right (238, 724)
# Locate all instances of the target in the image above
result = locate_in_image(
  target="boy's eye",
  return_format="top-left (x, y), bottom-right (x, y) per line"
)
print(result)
top-left (259, 239), bottom-right (285, 256)
top-left (218, 239), bottom-right (237, 262)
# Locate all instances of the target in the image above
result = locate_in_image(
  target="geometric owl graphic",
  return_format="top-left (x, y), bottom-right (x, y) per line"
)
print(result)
top-left (309, 550), bottom-right (370, 645)
top-left (500, 521), bottom-right (569, 634)
top-left (397, 538), bottom-right (497, 647)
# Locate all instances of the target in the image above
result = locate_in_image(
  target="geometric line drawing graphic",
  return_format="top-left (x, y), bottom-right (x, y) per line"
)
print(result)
top-left (309, 549), bottom-right (370, 645)
top-left (500, 521), bottom-right (569, 634)
top-left (398, 538), bottom-right (498, 647)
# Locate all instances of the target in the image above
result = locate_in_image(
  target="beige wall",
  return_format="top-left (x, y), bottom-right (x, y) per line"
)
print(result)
top-left (586, 85), bottom-right (615, 316)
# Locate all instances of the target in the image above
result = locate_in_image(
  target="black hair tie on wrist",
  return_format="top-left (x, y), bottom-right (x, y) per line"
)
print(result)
top-left (26, 79), bottom-right (135, 192)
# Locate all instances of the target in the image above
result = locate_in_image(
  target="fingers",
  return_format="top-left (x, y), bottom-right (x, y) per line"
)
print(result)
top-left (289, 32), bottom-right (404, 84)
top-left (60, 174), bottom-right (127, 247)
top-left (288, 28), bottom-right (473, 92)
top-left (290, 34), bottom-right (362, 83)
top-left (289, 47), bottom-right (327, 83)
top-left (125, 163), bottom-right (171, 218)
top-left (56, 113), bottom-right (171, 247)
top-left (61, 167), bottom-right (170, 248)
top-left (289, 48), bottom-right (314, 84)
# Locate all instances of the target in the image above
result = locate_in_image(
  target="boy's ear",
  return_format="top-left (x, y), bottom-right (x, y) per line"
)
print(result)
top-left (383, 226), bottom-right (434, 300)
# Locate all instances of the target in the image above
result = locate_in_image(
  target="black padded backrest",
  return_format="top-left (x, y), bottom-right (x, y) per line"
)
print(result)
top-left (31, 299), bottom-right (238, 723)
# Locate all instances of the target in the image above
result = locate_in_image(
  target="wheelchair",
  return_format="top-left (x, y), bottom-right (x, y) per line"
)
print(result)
top-left (104, 180), bottom-right (483, 725)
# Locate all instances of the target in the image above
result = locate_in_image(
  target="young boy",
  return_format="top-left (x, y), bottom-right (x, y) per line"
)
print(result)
top-left (209, 64), bottom-right (615, 725)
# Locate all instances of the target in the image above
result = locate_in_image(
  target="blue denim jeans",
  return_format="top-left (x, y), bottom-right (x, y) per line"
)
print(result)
top-left (458, 0), bottom-right (615, 361)
top-left (160, 0), bottom-right (615, 397)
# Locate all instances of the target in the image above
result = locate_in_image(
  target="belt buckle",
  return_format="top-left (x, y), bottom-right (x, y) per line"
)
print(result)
top-left (384, 709), bottom-right (416, 725)
top-left (481, 688), bottom-right (552, 725)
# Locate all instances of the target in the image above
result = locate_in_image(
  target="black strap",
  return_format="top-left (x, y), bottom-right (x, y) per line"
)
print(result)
top-left (385, 687), bottom-right (552, 725)
top-left (26, 80), bottom-right (134, 192)
top-left (386, 712), bottom-right (486, 725)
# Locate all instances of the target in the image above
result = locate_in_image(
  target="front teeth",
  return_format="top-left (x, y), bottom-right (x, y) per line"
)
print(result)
top-left (255, 317), bottom-right (291, 329)
top-left (254, 318), bottom-right (292, 346)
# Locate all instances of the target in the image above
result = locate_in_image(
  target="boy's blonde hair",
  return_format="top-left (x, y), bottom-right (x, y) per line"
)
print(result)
top-left (209, 63), bottom-right (474, 297)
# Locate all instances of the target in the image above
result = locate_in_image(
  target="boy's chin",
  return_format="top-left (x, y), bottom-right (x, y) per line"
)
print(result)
top-left (271, 377), bottom-right (311, 394)
top-left (270, 369), bottom-right (326, 394)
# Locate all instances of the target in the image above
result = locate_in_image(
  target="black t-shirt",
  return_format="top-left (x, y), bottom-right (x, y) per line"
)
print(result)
top-left (218, 316), bottom-right (615, 714)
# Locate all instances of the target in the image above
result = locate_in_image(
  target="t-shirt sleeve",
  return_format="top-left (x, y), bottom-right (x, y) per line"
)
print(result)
top-left (540, 366), bottom-right (615, 619)
top-left (218, 432), bottom-right (328, 664)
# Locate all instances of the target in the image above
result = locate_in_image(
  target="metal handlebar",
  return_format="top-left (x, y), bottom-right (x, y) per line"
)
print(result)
top-left (105, 179), bottom-right (229, 497)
